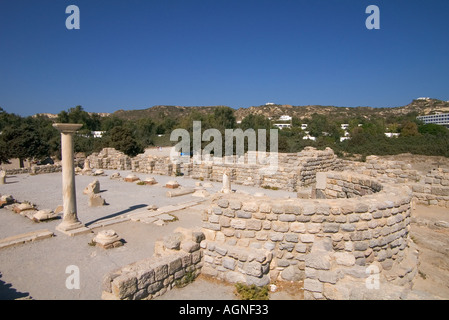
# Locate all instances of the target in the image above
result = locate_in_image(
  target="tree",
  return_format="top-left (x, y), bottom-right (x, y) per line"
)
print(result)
top-left (101, 126), bottom-right (143, 157)
top-left (400, 121), bottom-right (419, 137)
top-left (240, 114), bottom-right (272, 131)
top-left (0, 123), bottom-right (50, 167)
top-left (57, 105), bottom-right (101, 131)
top-left (418, 123), bottom-right (449, 137)
top-left (211, 106), bottom-right (236, 130)
top-left (0, 138), bottom-right (10, 164)
top-left (135, 118), bottom-right (156, 147)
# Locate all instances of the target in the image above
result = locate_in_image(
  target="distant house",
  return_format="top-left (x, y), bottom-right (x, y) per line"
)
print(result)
top-left (340, 136), bottom-right (350, 142)
top-left (303, 134), bottom-right (316, 141)
top-left (274, 123), bottom-right (292, 129)
top-left (279, 115), bottom-right (292, 121)
top-left (265, 102), bottom-right (276, 106)
top-left (301, 124), bottom-right (308, 130)
top-left (385, 133), bottom-right (400, 138)
top-left (91, 131), bottom-right (105, 138)
top-left (340, 124), bottom-right (349, 130)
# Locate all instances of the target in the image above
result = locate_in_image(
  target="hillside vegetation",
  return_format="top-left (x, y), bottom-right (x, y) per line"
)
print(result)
top-left (1, 99), bottom-right (448, 166)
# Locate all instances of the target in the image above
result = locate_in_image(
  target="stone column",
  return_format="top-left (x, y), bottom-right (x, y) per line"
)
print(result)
top-left (0, 170), bottom-right (6, 184)
top-left (53, 123), bottom-right (84, 232)
top-left (221, 169), bottom-right (231, 194)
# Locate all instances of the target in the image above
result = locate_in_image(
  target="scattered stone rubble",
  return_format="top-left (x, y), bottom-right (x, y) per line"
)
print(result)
top-left (1, 194), bottom-right (60, 222)
top-left (83, 179), bottom-right (106, 207)
top-left (3, 146), bottom-right (448, 300)
top-left (87, 147), bottom-right (344, 192)
top-left (101, 227), bottom-right (204, 300)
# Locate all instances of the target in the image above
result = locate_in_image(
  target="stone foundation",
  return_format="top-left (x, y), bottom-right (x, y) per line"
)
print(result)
top-left (88, 147), bottom-right (344, 192)
top-left (101, 228), bottom-right (203, 300)
top-left (4, 164), bottom-right (62, 175)
top-left (201, 171), bottom-right (417, 300)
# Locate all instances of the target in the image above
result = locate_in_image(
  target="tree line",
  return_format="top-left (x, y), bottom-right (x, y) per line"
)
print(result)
top-left (1, 105), bottom-right (449, 167)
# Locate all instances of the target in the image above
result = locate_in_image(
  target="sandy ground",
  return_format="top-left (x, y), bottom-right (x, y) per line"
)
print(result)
top-left (410, 205), bottom-right (449, 299)
top-left (0, 168), bottom-right (448, 300)
top-left (0, 170), bottom-right (295, 300)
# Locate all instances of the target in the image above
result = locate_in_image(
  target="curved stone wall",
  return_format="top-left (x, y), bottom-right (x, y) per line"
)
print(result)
top-left (201, 171), bottom-right (417, 300)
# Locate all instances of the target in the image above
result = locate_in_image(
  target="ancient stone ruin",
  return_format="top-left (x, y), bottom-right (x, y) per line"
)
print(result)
top-left (87, 147), bottom-right (344, 192)
top-left (100, 168), bottom-right (420, 300)
top-left (200, 171), bottom-right (417, 299)
top-left (3, 144), bottom-right (448, 300)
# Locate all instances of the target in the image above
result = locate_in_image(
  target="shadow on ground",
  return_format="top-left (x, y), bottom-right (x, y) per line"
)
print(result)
top-left (85, 204), bottom-right (147, 227)
top-left (0, 273), bottom-right (30, 300)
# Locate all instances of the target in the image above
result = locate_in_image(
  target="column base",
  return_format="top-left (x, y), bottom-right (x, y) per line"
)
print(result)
top-left (56, 221), bottom-right (91, 236)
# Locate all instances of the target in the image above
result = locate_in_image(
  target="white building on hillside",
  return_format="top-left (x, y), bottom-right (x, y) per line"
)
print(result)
top-left (274, 123), bottom-right (291, 129)
top-left (92, 131), bottom-right (105, 138)
top-left (417, 113), bottom-right (449, 128)
top-left (279, 115), bottom-right (292, 121)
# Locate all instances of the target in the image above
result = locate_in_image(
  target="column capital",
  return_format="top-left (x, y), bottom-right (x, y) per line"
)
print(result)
top-left (52, 123), bottom-right (83, 134)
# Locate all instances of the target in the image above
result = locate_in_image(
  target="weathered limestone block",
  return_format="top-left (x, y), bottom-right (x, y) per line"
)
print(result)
top-left (32, 209), bottom-right (60, 222)
top-left (93, 169), bottom-right (105, 176)
top-left (0, 170), bottom-right (6, 184)
top-left (165, 180), bottom-right (180, 189)
top-left (89, 194), bottom-right (106, 207)
top-left (83, 179), bottom-right (100, 195)
top-left (110, 172), bottom-right (121, 180)
top-left (13, 202), bottom-right (36, 213)
top-left (82, 159), bottom-right (92, 175)
top-left (142, 177), bottom-right (157, 185)
top-left (93, 230), bottom-right (123, 249)
top-left (125, 174), bottom-right (140, 182)
top-left (166, 188), bottom-right (195, 198)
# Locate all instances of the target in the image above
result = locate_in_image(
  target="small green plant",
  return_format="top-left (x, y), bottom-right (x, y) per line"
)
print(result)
top-left (262, 185), bottom-right (279, 191)
top-left (136, 181), bottom-right (146, 185)
top-left (234, 283), bottom-right (269, 300)
top-left (175, 171), bottom-right (184, 176)
top-left (88, 239), bottom-right (96, 247)
top-left (175, 270), bottom-right (196, 288)
top-left (418, 270), bottom-right (427, 280)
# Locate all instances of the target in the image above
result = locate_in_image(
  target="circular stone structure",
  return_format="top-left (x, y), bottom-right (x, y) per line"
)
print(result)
top-left (201, 171), bottom-right (418, 300)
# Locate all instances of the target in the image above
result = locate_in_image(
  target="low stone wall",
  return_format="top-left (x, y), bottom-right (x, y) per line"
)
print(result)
top-left (315, 171), bottom-right (383, 199)
top-left (88, 147), bottom-right (344, 192)
top-left (102, 228), bottom-right (204, 300)
top-left (201, 171), bottom-right (417, 300)
top-left (344, 156), bottom-right (449, 208)
top-left (4, 164), bottom-right (62, 175)
top-left (411, 168), bottom-right (449, 207)
top-left (88, 148), bottom-right (132, 171)
top-left (343, 156), bottom-right (421, 183)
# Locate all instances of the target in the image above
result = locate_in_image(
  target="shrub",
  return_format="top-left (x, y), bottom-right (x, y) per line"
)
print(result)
top-left (234, 283), bottom-right (269, 300)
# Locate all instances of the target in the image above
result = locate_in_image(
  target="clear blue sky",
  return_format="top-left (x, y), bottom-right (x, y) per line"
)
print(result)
top-left (1, 0), bottom-right (448, 116)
